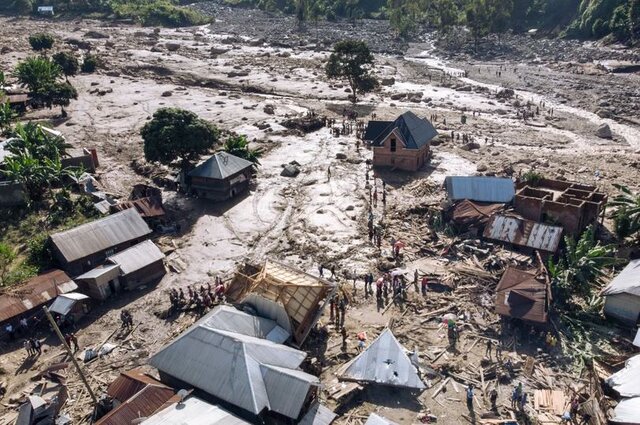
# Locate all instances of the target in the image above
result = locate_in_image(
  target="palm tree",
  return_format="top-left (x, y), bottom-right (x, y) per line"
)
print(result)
top-left (222, 135), bottom-right (262, 170)
top-left (609, 184), bottom-right (640, 239)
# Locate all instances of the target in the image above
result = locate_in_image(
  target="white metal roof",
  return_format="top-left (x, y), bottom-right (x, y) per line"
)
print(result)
top-left (444, 176), bottom-right (515, 203)
top-left (298, 403), bottom-right (336, 425)
top-left (606, 354), bottom-right (640, 398)
top-left (601, 259), bottom-right (640, 297)
top-left (142, 396), bottom-right (251, 425)
top-left (149, 306), bottom-right (317, 419)
top-left (49, 293), bottom-right (89, 316)
top-left (364, 413), bottom-right (399, 425)
top-left (611, 396), bottom-right (640, 424)
top-left (75, 264), bottom-right (121, 280)
top-left (339, 329), bottom-right (425, 390)
top-left (107, 240), bottom-right (164, 275)
top-left (50, 209), bottom-right (152, 263)
top-left (201, 305), bottom-right (290, 343)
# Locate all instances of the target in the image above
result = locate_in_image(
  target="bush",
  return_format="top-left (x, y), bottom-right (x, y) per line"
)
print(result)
top-left (13, 0), bottom-right (33, 15)
top-left (27, 233), bottom-right (53, 269)
top-left (81, 54), bottom-right (98, 73)
top-left (28, 33), bottom-right (55, 51)
top-left (52, 51), bottom-right (80, 78)
top-left (111, 1), bottom-right (212, 27)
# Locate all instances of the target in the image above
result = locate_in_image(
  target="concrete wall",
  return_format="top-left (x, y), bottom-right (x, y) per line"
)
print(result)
top-left (190, 169), bottom-right (252, 201)
top-left (604, 294), bottom-right (640, 326)
top-left (372, 129), bottom-right (430, 172)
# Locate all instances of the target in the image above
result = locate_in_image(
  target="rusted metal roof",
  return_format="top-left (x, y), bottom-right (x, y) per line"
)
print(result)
top-left (111, 197), bottom-right (166, 218)
top-left (96, 384), bottom-right (175, 425)
top-left (0, 270), bottom-right (77, 323)
top-left (483, 214), bottom-right (563, 253)
top-left (449, 199), bottom-right (504, 228)
top-left (495, 267), bottom-right (549, 323)
top-left (106, 369), bottom-right (166, 403)
top-left (50, 208), bottom-right (152, 263)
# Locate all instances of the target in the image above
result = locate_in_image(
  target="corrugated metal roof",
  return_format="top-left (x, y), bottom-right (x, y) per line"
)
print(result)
top-left (363, 121), bottom-right (393, 141)
top-left (95, 384), bottom-right (175, 425)
top-left (75, 264), bottom-right (121, 280)
top-left (495, 267), bottom-right (549, 323)
top-left (201, 305), bottom-right (290, 343)
top-left (142, 396), bottom-right (252, 425)
top-left (107, 240), bottom-right (164, 275)
top-left (48, 293), bottom-right (89, 316)
top-left (149, 306), bottom-right (316, 419)
top-left (365, 413), bottom-right (399, 425)
top-left (611, 397), bottom-right (640, 424)
top-left (601, 259), bottom-right (640, 297)
top-left (50, 209), bottom-right (152, 263)
top-left (111, 197), bottom-right (166, 218)
top-left (0, 270), bottom-right (77, 323)
top-left (107, 369), bottom-right (168, 403)
top-left (483, 215), bottom-right (563, 252)
top-left (338, 329), bottom-right (425, 389)
top-left (298, 403), bottom-right (337, 425)
top-left (368, 112), bottom-right (438, 149)
top-left (188, 152), bottom-right (253, 180)
top-left (606, 354), bottom-right (640, 398)
top-left (444, 176), bottom-right (515, 203)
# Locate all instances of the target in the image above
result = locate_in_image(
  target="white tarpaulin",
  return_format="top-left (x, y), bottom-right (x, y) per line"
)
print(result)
top-left (49, 293), bottom-right (89, 316)
top-left (606, 354), bottom-right (640, 398)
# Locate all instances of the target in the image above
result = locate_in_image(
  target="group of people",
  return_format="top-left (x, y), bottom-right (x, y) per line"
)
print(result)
top-left (329, 295), bottom-right (348, 328)
top-left (5, 317), bottom-right (31, 341)
top-left (511, 383), bottom-right (529, 412)
top-left (120, 309), bottom-right (134, 330)
top-left (23, 337), bottom-right (42, 357)
top-left (167, 279), bottom-right (226, 315)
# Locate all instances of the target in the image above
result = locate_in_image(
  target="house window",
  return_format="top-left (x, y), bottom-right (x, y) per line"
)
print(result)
top-left (390, 138), bottom-right (397, 152)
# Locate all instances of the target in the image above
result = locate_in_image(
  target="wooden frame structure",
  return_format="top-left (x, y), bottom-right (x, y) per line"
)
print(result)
top-left (230, 260), bottom-right (335, 346)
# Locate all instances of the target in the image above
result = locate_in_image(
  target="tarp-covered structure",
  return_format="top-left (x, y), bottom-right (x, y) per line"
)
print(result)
top-left (149, 305), bottom-right (320, 420)
top-left (606, 354), bottom-right (640, 424)
top-left (228, 260), bottom-right (335, 345)
top-left (601, 259), bottom-right (640, 326)
top-left (338, 329), bottom-right (425, 390)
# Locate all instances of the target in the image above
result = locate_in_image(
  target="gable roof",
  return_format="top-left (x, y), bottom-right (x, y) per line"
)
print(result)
top-left (601, 259), bottom-right (640, 297)
top-left (142, 396), bottom-right (252, 425)
top-left (188, 152), bottom-right (253, 180)
top-left (367, 112), bottom-right (438, 149)
top-left (338, 328), bottom-right (425, 389)
top-left (95, 384), bottom-right (176, 425)
top-left (444, 176), bottom-right (515, 203)
top-left (495, 267), bottom-right (549, 323)
top-left (149, 306), bottom-right (318, 419)
top-left (107, 240), bottom-right (164, 275)
top-left (50, 209), bottom-right (152, 263)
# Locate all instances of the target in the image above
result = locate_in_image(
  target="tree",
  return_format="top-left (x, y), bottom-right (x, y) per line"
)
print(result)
top-left (35, 82), bottom-right (78, 116)
top-left (0, 243), bottom-right (16, 287)
top-left (325, 40), bottom-right (378, 103)
top-left (630, 0), bottom-right (640, 42)
top-left (141, 108), bottom-right (219, 170)
top-left (222, 135), bottom-right (262, 170)
top-left (52, 52), bottom-right (80, 80)
top-left (14, 0), bottom-right (34, 15)
top-left (28, 33), bottom-right (55, 52)
top-left (0, 70), bottom-right (5, 90)
top-left (434, 0), bottom-right (460, 33)
top-left (81, 54), bottom-right (99, 73)
top-left (0, 102), bottom-right (17, 132)
top-left (465, 0), bottom-right (491, 51)
top-left (14, 57), bottom-right (62, 93)
top-left (609, 184), bottom-right (640, 239)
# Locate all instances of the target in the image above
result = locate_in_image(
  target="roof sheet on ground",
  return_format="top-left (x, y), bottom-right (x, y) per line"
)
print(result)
top-left (149, 305), bottom-right (318, 419)
top-left (188, 152), bottom-right (253, 180)
top-left (483, 214), bottom-right (563, 253)
top-left (50, 209), bottom-right (151, 263)
top-left (601, 259), bottom-right (640, 297)
top-left (338, 328), bottom-right (425, 389)
top-left (141, 396), bottom-right (252, 425)
top-left (298, 402), bottom-right (337, 425)
top-left (444, 176), bottom-right (515, 203)
top-left (107, 240), bottom-right (164, 275)
top-left (495, 267), bottom-right (549, 323)
top-left (364, 413), bottom-right (399, 425)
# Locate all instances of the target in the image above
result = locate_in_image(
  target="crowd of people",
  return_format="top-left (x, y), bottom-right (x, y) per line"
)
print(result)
top-left (166, 278), bottom-right (226, 315)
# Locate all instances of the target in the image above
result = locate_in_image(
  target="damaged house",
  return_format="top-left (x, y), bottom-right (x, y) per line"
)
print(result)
top-left (601, 259), bottom-right (640, 326)
top-left (364, 111), bottom-right (438, 172)
top-left (149, 304), bottom-right (320, 421)
top-left (495, 267), bottom-right (551, 324)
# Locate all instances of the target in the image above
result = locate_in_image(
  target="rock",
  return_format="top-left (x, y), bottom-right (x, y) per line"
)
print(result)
top-left (390, 93), bottom-right (406, 100)
top-left (84, 31), bottom-right (109, 39)
top-left (64, 38), bottom-right (91, 50)
top-left (496, 88), bottom-right (515, 99)
top-left (460, 142), bottom-right (481, 151)
top-left (596, 109), bottom-right (613, 119)
top-left (476, 163), bottom-right (488, 172)
top-left (281, 164), bottom-right (300, 177)
top-left (210, 47), bottom-right (230, 57)
top-left (161, 91), bottom-right (173, 97)
top-left (456, 85), bottom-right (472, 92)
top-left (263, 105), bottom-right (275, 115)
top-left (595, 124), bottom-right (612, 139)
top-left (281, 116), bottom-right (324, 133)
top-left (249, 38), bottom-right (265, 46)
top-left (335, 153), bottom-right (347, 160)
top-left (165, 42), bottom-right (181, 51)
top-left (345, 205), bottom-right (355, 211)
top-left (255, 122), bottom-right (270, 130)
top-left (381, 77), bottom-right (395, 86)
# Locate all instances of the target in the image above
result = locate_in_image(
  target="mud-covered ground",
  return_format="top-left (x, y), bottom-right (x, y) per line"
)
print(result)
top-left (0, 6), bottom-right (639, 424)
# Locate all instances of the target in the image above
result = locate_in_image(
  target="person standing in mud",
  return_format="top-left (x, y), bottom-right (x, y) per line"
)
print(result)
top-left (327, 166), bottom-right (331, 182)
top-left (338, 297), bottom-right (347, 327)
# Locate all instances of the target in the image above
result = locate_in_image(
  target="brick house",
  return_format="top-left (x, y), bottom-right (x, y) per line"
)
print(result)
top-left (364, 111), bottom-right (438, 172)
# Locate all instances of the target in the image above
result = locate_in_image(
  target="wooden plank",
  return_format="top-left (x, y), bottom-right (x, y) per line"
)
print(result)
top-left (432, 377), bottom-right (450, 399)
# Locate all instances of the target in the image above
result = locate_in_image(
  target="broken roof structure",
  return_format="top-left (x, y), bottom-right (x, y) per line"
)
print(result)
top-left (601, 259), bottom-right (640, 326)
top-left (228, 260), bottom-right (335, 345)
top-left (111, 197), bottom-right (166, 219)
top-left (188, 152), bottom-right (253, 180)
top-left (495, 267), bottom-right (550, 324)
top-left (444, 176), bottom-right (515, 203)
top-left (447, 200), bottom-right (504, 230)
top-left (0, 270), bottom-right (77, 323)
top-left (141, 395), bottom-right (252, 425)
top-left (149, 305), bottom-right (320, 419)
top-left (483, 214), bottom-right (563, 253)
top-left (50, 208), bottom-right (152, 264)
top-left (338, 329), bottom-right (425, 390)
top-left (365, 111), bottom-right (438, 149)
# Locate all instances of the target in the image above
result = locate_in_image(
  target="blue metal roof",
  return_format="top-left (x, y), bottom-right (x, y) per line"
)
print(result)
top-left (444, 176), bottom-right (515, 203)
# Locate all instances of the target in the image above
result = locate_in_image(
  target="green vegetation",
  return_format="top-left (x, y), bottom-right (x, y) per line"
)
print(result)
top-left (609, 184), bottom-right (640, 240)
top-left (53, 51), bottom-right (80, 80)
top-left (142, 107), bottom-right (220, 171)
top-left (222, 135), bottom-right (262, 169)
top-left (28, 33), bottom-right (55, 52)
top-left (0, 243), bottom-right (16, 287)
top-left (325, 40), bottom-right (378, 103)
top-left (81, 54), bottom-right (99, 73)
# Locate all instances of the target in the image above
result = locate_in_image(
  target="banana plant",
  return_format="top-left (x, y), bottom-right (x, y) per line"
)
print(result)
top-left (609, 184), bottom-right (640, 239)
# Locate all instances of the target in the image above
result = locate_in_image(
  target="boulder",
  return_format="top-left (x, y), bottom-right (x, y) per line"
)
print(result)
top-left (335, 153), bottom-right (347, 160)
top-left (381, 77), bottom-right (395, 86)
top-left (281, 164), bottom-right (300, 177)
top-left (595, 124), bottom-right (612, 139)
top-left (595, 109), bottom-right (613, 119)
top-left (165, 42), bottom-right (181, 52)
top-left (476, 163), bottom-right (488, 172)
top-left (228, 70), bottom-right (250, 78)
top-left (84, 31), bottom-right (109, 39)
top-left (460, 142), bottom-right (481, 151)
top-left (161, 91), bottom-right (173, 97)
top-left (263, 104), bottom-right (275, 115)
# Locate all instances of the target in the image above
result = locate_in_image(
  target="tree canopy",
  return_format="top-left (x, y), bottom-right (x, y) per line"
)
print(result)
top-left (53, 51), bottom-right (80, 79)
top-left (222, 135), bottom-right (262, 170)
top-left (141, 108), bottom-right (220, 169)
top-left (14, 57), bottom-right (77, 115)
top-left (28, 33), bottom-right (55, 51)
top-left (325, 40), bottom-right (378, 103)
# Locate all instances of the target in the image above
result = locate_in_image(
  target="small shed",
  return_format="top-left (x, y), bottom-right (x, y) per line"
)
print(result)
top-left (106, 240), bottom-right (166, 290)
top-left (37, 6), bottom-right (54, 15)
top-left (495, 267), bottom-right (550, 324)
top-left (48, 293), bottom-right (90, 323)
top-left (444, 176), bottom-right (515, 203)
top-left (601, 259), bottom-right (640, 326)
top-left (186, 152), bottom-right (253, 201)
top-left (75, 264), bottom-right (121, 301)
